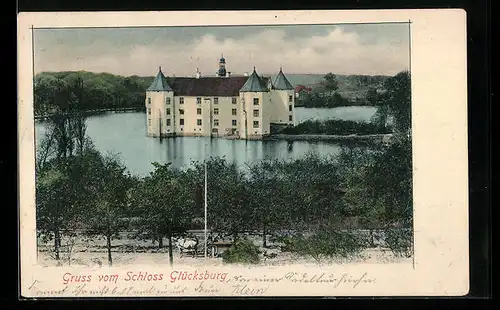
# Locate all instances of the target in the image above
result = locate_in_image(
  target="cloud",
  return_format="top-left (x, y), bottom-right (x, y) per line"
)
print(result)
top-left (35, 26), bottom-right (409, 77)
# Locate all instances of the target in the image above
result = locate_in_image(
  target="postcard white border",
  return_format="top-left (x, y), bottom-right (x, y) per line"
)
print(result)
top-left (18, 9), bottom-right (469, 297)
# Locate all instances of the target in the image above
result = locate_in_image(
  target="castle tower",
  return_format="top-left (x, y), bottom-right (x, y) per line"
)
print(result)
top-left (216, 54), bottom-right (227, 77)
top-left (145, 66), bottom-right (175, 137)
top-left (239, 67), bottom-right (270, 139)
top-left (272, 67), bottom-right (295, 125)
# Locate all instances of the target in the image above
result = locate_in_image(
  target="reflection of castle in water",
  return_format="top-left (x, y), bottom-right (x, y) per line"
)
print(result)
top-left (145, 56), bottom-right (296, 140)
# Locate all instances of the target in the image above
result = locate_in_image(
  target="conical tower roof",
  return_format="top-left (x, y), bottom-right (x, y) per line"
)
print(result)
top-left (240, 67), bottom-right (268, 92)
top-left (273, 67), bottom-right (294, 90)
top-left (147, 67), bottom-right (173, 91)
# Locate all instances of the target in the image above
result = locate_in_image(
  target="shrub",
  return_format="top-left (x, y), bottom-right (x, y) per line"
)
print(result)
top-left (221, 239), bottom-right (261, 264)
top-left (385, 228), bottom-right (413, 258)
top-left (277, 229), bottom-right (365, 262)
top-left (281, 119), bottom-right (390, 136)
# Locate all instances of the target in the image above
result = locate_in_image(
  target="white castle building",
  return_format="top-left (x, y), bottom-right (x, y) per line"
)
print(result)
top-left (145, 56), bottom-right (295, 140)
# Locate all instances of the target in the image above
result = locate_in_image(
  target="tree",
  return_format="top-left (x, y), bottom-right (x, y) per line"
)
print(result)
top-left (82, 152), bottom-right (134, 266)
top-left (322, 73), bottom-right (339, 95)
top-left (337, 145), bottom-right (384, 245)
top-left (193, 157), bottom-right (251, 242)
top-left (247, 160), bottom-right (289, 247)
top-left (35, 128), bottom-right (57, 174)
top-left (337, 137), bottom-right (413, 252)
top-left (366, 88), bottom-right (381, 106)
top-left (36, 161), bottom-right (79, 263)
top-left (373, 70), bottom-right (411, 135)
top-left (131, 162), bottom-right (195, 266)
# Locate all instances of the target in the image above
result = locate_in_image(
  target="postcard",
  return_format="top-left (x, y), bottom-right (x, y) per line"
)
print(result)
top-left (18, 9), bottom-right (469, 297)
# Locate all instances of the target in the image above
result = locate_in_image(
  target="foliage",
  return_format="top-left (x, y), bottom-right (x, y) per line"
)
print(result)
top-left (296, 72), bottom-right (390, 108)
top-left (372, 70), bottom-right (411, 134)
top-left (247, 160), bottom-right (289, 246)
top-left (34, 71), bottom-right (153, 115)
top-left (278, 225), bottom-right (365, 262)
top-left (321, 73), bottom-right (339, 94)
top-left (192, 157), bottom-right (252, 240)
top-left (296, 91), bottom-right (352, 108)
top-left (221, 239), bottom-right (261, 264)
top-left (384, 227), bottom-right (413, 258)
top-left (281, 119), bottom-right (391, 135)
top-left (130, 162), bottom-right (196, 264)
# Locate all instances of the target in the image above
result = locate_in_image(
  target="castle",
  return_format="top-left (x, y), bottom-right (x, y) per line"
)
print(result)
top-left (145, 56), bottom-right (295, 140)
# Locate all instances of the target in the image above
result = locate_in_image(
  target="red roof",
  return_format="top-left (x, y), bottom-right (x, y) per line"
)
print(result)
top-left (168, 76), bottom-right (268, 97)
top-left (295, 85), bottom-right (312, 93)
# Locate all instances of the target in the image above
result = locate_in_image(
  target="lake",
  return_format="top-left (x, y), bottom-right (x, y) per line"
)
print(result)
top-left (35, 106), bottom-right (378, 176)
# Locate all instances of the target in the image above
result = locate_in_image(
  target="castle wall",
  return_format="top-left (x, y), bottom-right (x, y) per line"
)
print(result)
top-left (145, 90), bottom-right (174, 137)
top-left (272, 89), bottom-right (295, 125)
top-left (239, 91), bottom-right (272, 139)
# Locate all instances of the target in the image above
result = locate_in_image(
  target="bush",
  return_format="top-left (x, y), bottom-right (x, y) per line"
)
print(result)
top-left (281, 119), bottom-right (390, 136)
top-left (385, 228), bottom-right (413, 258)
top-left (278, 229), bottom-right (365, 262)
top-left (221, 239), bottom-right (261, 264)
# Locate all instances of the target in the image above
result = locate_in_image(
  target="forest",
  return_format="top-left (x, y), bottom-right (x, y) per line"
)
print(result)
top-left (34, 71), bottom-right (153, 116)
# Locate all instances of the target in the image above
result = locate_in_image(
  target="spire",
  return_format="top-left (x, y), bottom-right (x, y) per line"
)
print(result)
top-left (240, 67), bottom-right (268, 92)
top-left (147, 67), bottom-right (173, 91)
top-left (273, 67), bottom-right (294, 90)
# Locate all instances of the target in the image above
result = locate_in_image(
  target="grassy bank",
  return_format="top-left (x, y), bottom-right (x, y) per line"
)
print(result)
top-left (282, 119), bottom-right (392, 136)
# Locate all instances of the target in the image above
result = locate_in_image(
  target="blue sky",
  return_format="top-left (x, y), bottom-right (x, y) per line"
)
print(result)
top-left (34, 23), bottom-right (410, 77)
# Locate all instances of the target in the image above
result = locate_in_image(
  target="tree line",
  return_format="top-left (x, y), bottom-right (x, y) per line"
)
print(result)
top-left (295, 72), bottom-right (393, 108)
top-left (34, 71), bottom-right (153, 116)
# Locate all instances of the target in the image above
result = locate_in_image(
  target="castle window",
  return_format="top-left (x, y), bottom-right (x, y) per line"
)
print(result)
top-left (148, 108), bottom-right (151, 115)
top-left (253, 121), bottom-right (259, 128)
top-left (232, 98), bottom-right (237, 104)
top-left (197, 97), bottom-right (201, 104)
top-left (214, 108), bottom-right (219, 115)
top-left (232, 120), bottom-right (237, 126)
top-left (179, 109), bottom-right (184, 115)
top-left (289, 95), bottom-right (293, 103)
top-left (289, 115), bottom-right (293, 121)
top-left (179, 97), bottom-right (184, 104)
top-left (253, 109), bottom-right (259, 117)
top-left (253, 98), bottom-right (259, 105)
top-left (166, 108), bottom-right (171, 115)
top-left (289, 105), bottom-right (293, 112)
top-left (148, 119), bottom-right (151, 126)
top-left (166, 97), bottom-right (171, 105)
top-left (147, 98), bottom-right (151, 104)
top-left (212, 128), bottom-right (218, 133)
top-left (232, 108), bottom-right (237, 116)
top-left (180, 118), bottom-right (184, 125)
top-left (214, 119), bottom-right (219, 126)
top-left (214, 98), bottom-right (219, 104)
top-left (166, 119), bottom-right (171, 126)
top-left (197, 119), bottom-right (202, 126)
top-left (197, 108), bottom-right (202, 115)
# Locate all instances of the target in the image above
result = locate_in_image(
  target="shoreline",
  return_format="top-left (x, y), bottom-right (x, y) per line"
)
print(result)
top-left (265, 133), bottom-right (393, 143)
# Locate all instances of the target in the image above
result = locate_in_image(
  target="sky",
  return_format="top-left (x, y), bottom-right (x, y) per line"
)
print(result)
top-left (34, 23), bottom-right (410, 77)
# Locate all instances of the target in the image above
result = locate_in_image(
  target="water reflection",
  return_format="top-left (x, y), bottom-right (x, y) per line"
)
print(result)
top-left (35, 107), bottom-right (377, 177)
